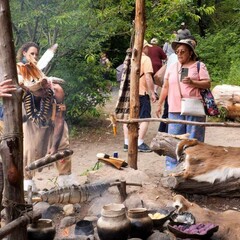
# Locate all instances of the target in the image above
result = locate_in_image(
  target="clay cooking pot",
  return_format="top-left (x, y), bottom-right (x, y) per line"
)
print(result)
top-left (97, 203), bottom-right (131, 240)
top-left (128, 207), bottom-right (153, 239)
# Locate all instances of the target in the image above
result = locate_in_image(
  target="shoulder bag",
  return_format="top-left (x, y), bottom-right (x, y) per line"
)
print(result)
top-left (177, 65), bottom-right (206, 117)
top-left (197, 62), bottom-right (220, 116)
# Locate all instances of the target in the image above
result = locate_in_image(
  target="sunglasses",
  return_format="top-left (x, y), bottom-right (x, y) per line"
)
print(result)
top-left (175, 49), bottom-right (188, 55)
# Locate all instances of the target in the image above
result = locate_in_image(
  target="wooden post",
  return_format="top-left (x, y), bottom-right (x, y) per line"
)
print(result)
top-left (0, 212), bottom-right (41, 239)
top-left (0, 1), bottom-right (26, 239)
top-left (128, 0), bottom-right (146, 169)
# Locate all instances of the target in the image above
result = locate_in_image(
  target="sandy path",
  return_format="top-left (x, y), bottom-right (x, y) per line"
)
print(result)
top-left (34, 87), bottom-right (240, 191)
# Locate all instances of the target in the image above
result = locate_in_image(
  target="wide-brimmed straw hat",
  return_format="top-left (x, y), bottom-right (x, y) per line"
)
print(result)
top-left (171, 39), bottom-right (197, 57)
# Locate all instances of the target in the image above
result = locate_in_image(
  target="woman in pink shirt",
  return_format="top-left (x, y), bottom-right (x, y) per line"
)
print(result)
top-left (156, 38), bottom-right (211, 170)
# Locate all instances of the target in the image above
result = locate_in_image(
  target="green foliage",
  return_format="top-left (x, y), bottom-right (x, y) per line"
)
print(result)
top-left (197, 27), bottom-right (240, 85)
top-left (9, 0), bottom-right (240, 125)
top-left (10, 0), bottom-right (133, 124)
top-left (145, 0), bottom-right (215, 42)
top-left (80, 162), bottom-right (103, 176)
top-left (52, 54), bottom-right (111, 124)
top-left (200, 0), bottom-right (240, 85)
top-left (227, 58), bottom-right (240, 85)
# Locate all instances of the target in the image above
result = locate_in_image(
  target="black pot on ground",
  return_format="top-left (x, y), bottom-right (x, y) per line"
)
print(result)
top-left (75, 220), bottom-right (94, 236)
top-left (27, 219), bottom-right (56, 240)
top-left (128, 208), bottom-right (153, 240)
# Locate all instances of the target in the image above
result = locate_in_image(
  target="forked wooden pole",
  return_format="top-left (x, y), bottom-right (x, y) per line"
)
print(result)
top-left (128, 0), bottom-right (146, 169)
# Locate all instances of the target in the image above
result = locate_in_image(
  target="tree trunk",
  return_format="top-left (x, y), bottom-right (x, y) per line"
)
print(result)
top-left (0, 1), bottom-right (25, 239)
top-left (128, 0), bottom-right (145, 169)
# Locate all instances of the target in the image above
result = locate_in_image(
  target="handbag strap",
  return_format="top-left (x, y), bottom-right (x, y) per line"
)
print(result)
top-left (177, 63), bottom-right (183, 98)
top-left (197, 61), bottom-right (206, 94)
top-left (197, 61), bottom-right (200, 73)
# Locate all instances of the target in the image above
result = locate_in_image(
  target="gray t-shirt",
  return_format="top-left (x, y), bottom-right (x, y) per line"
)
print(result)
top-left (177, 28), bottom-right (191, 40)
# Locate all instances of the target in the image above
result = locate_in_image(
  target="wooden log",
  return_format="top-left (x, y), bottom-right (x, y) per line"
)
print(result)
top-left (161, 176), bottom-right (240, 197)
top-left (128, 0), bottom-right (145, 170)
top-left (212, 84), bottom-right (240, 119)
top-left (25, 149), bottom-right (73, 171)
top-left (151, 132), bottom-right (240, 197)
top-left (0, 1), bottom-right (26, 239)
top-left (0, 211), bottom-right (41, 239)
top-left (34, 181), bottom-right (142, 204)
top-left (150, 132), bottom-right (188, 158)
top-left (40, 182), bottom-right (112, 204)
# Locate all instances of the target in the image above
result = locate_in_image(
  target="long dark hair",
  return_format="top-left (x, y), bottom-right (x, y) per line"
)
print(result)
top-left (16, 42), bottom-right (39, 62)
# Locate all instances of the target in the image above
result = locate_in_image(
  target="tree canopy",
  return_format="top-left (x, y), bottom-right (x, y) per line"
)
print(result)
top-left (9, 0), bottom-right (240, 123)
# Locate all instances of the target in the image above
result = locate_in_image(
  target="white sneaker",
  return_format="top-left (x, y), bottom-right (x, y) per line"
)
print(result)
top-left (57, 174), bottom-right (78, 188)
top-left (24, 179), bottom-right (38, 192)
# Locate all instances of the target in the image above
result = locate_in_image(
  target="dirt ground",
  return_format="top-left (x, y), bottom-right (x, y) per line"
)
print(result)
top-left (34, 86), bottom-right (240, 210)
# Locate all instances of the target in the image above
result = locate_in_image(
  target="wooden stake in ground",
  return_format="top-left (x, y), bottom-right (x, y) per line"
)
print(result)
top-left (128, 0), bottom-right (146, 169)
top-left (0, 1), bottom-right (26, 239)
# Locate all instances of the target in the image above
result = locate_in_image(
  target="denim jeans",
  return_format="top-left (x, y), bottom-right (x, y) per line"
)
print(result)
top-left (166, 112), bottom-right (206, 170)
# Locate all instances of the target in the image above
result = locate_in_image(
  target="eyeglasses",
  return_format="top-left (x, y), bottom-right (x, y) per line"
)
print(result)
top-left (175, 49), bottom-right (188, 55)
